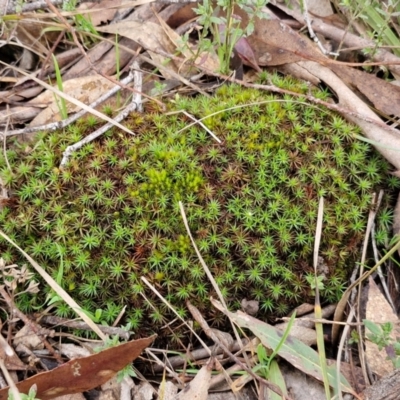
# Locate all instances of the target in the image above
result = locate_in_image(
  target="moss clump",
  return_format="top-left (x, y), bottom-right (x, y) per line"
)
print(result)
top-left (0, 84), bottom-right (398, 333)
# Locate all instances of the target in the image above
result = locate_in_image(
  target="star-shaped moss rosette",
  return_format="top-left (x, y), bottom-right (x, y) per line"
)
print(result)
top-left (0, 80), bottom-right (398, 336)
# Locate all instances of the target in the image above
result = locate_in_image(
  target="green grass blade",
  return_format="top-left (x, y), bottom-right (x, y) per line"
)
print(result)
top-left (52, 54), bottom-right (68, 120)
top-left (267, 359), bottom-right (288, 400)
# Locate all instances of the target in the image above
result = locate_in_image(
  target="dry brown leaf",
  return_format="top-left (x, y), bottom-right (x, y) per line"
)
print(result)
top-left (64, 2), bottom-right (165, 80)
top-left (0, 336), bottom-right (155, 400)
top-left (98, 19), bottom-right (219, 78)
top-left (29, 75), bottom-right (116, 126)
top-left (98, 20), bottom-right (181, 78)
top-left (155, 13), bottom-right (219, 73)
top-left (77, 0), bottom-right (122, 26)
top-left (245, 18), bottom-right (325, 67)
top-left (58, 344), bottom-right (91, 360)
top-left (307, 0), bottom-right (334, 17)
top-left (365, 277), bottom-right (400, 378)
top-left (62, 41), bottom-right (115, 80)
top-left (164, 3), bottom-right (197, 28)
top-left (13, 325), bottom-right (44, 351)
top-left (177, 358), bottom-right (214, 400)
top-left (329, 64), bottom-right (400, 117)
top-left (246, 34), bottom-right (305, 67)
top-left (13, 19), bottom-right (60, 55)
top-left (0, 103), bottom-right (42, 125)
top-left (51, 394), bottom-right (85, 400)
top-left (0, 334), bottom-right (26, 371)
top-left (289, 303), bottom-right (315, 317)
top-left (234, 37), bottom-right (262, 72)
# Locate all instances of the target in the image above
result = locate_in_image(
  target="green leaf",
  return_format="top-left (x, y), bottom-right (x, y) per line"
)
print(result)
top-left (363, 319), bottom-right (383, 336)
top-left (267, 359), bottom-right (287, 400)
top-left (210, 16), bottom-right (224, 24)
top-left (257, 342), bottom-right (268, 363)
top-left (46, 295), bottom-right (62, 306)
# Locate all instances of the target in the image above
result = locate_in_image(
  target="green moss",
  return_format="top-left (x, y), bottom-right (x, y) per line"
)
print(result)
top-left (1, 84), bottom-right (398, 334)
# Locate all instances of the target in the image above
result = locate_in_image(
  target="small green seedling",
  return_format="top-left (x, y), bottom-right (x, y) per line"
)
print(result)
top-left (364, 319), bottom-right (400, 368)
top-left (192, 0), bottom-right (269, 74)
top-left (8, 384), bottom-right (38, 400)
top-left (348, 329), bottom-right (360, 345)
top-left (43, 244), bottom-right (64, 307)
top-left (253, 312), bottom-right (296, 379)
top-left (63, 0), bottom-right (99, 43)
top-left (95, 335), bottom-right (138, 382)
top-left (306, 274), bottom-right (325, 295)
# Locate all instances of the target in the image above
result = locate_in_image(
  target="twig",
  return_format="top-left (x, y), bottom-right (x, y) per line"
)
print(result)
top-left (302, 0), bottom-right (339, 57)
top-left (167, 110), bottom-right (221, 143)
top-left (336, 306), bottom-right (356, 400)
top-left (60, 63), bottom-right (141, 167)
top-left (2, 107), bottom-right (11, 172)
top-left (39, 315), bottom-right (131, 340)
top-left (145, 349), bottom-right (184, 385)
top-left (3, 0), bottom-right (64, 14)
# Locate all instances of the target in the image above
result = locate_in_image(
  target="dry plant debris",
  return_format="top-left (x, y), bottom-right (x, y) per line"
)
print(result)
top-left (0, 335), bottom-right (155, 400)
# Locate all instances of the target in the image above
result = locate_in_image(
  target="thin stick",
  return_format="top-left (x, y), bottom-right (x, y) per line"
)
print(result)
top-left (0, 359), bottom-right (22, 400)
top-left (302, 0), bottom-right (339, 56)
top-left (179, 202), bottom-right (260, 390)
top-left (167, 110), bottom-right (221, 143)
top-left (336, 306), bottom-right (356, 400)
top-left (60, 64), bottom-right (141, 167)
